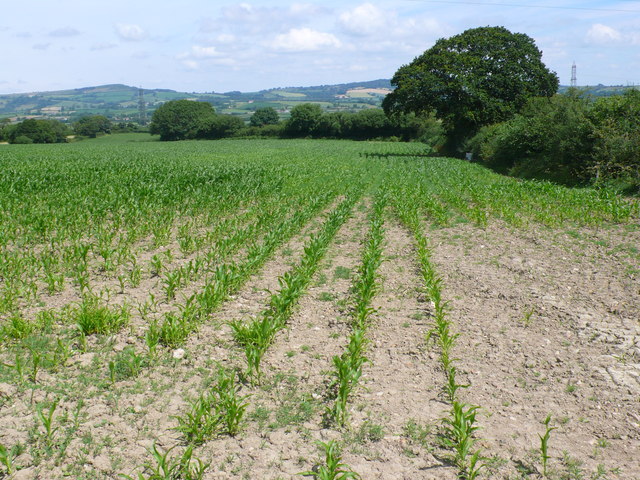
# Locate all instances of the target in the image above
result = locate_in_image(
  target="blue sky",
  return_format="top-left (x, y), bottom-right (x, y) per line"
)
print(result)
top-left (2, 0), bottom-right (639, 94)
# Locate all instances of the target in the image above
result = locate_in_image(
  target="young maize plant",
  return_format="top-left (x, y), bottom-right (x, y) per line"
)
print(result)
top-left (174, 367), bottom-right (249, 445)
top-left (539, 414), bottom-right (557, 477)
top-left (299, 440), bottom-right (361, 480)
top-left (328, 193), bottom-right (386, 426)
top-left (155, 194), bottom-right (331, 352)
top-left (233, 194), bottom-right (359, 383)
top-left (393, 193), bottom-right (484, 479)
top-left (119, 443), bottom-right (208, 480)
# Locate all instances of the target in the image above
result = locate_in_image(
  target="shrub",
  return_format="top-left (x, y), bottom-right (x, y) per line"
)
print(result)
top-left (589, 89), bottom-right (640, 192)
top-left (468, 94), bottom-right (594, 185)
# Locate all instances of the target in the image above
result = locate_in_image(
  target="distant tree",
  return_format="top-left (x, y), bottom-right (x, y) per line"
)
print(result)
top-left (0, 118), bottom-right (10, 141)
top-left (74, 115), bottom-right (112, 138)
top-left (249, 107), bottom-right (280, 127)
top-left (285, 103), bottom-right (323, 136)
top-left (9, 119), bottom-right (69, 144)
top-left (149, 100), bottom-right (215, 141)
top-left (383, 26), bottom-right (559, 152)
top-left (589, 89), bottom-right (640, 190)
top-left (316, 112), bottom-right (351, 138)
top-left (200, 115), bottom-right (245, 139)
top-left (349, 109), bottom-right (392, 139)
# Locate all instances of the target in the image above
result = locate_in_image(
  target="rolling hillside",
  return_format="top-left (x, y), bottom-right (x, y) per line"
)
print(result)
top-left (0, 80), bottom-right (393, 121)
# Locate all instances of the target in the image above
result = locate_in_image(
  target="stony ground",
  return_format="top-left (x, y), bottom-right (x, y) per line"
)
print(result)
top-left (1, 199), bottom-right (638, 480)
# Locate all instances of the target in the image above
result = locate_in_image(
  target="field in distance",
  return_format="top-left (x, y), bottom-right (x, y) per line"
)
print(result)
top-left (0, 137), bottom-right (638, 479)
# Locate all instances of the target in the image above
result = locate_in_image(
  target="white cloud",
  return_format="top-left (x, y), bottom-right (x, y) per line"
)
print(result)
top-left (49, 27), bottom-right (80, 37)
top-left (191, 45), bottom-right (220, 58)
top-left (33, 43), bottom-right (51, 50)
top-left (271, 28), bottom-right (341, 52)
top-left (587, 24), bottom-right (622, 44)
top-left (216, 34), bottom-right (236, 44)
top-left (182, 60), bottom-right (199, 70)
top-left (115, 23), bottom-right (147, 42)
top-left (339, 3), bottom-right (388, 36)
top-left (90, 43), bottom-right (117, 51)
top-left (178, 45), bottom-right (222, 60)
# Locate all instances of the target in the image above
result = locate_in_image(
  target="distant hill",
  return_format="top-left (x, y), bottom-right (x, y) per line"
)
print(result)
top-left (2, 80), bottom-right (634, 122)
top-left (0, 80), bottom-right (393, 122)
top-left (558, 84), bottom-right (636, 97)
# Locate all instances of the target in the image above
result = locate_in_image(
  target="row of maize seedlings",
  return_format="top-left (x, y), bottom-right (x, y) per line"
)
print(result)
top-left (394, 196), bottom-right (484, 480)
top-left (231, 193), bottom-right (360, 384)
top-left (154, 194), bottom-right (359, 479)
top-left (118, 197), bottom-right (355, 479)
top-left (327, 193), bottom-right (386, 427)
top-left (153, 193), bottom-right (332, 350)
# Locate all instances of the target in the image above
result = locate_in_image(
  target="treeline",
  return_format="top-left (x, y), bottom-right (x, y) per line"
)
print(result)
top-left (466, 89), bottom-right (640, 193)
top-left (148, 99), bottom-right (442, 143)
top-left (0, 115), bottom-right (114, 143)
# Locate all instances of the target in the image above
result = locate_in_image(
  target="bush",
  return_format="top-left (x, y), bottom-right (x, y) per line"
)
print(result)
top-left (9, 119), bottom-right (69, 144)
top-left (200, 115), bottom-right (245, 139)
top-left (149, 100), bottom-right (216, 141)
top-left (74, 115), bottom-right (112, 138)
top-left (12, 135), bottom-right (34, 144)
top-left (468, 94), bottom-right (594, 185)
top-left (249, 107), bottom-right (280, 127)
top-left (589, 89), bottom-right (640, 192)
top-left (285, 103), bottom-right (323, 137)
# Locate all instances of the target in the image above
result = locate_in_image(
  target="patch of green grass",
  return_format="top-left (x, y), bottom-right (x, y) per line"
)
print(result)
top-left (333, 266), bottom-right (351, 280)
top-left (402, 419), bottom-right (432, 449)
top-left (348, 420), bottom-right (385, 444)
top-left (318, 292), bottom-right (335, 302)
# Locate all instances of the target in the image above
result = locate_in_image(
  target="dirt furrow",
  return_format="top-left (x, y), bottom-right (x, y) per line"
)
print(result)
top-left (428, 221), bottom-right (640, 479)
top-left (343, 220), bottom-right (457, 480)
top-left (183, 202), bottom-right (369, 479)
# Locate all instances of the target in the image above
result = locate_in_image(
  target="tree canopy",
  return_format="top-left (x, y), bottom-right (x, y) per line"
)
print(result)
top-left (285, 103), bottom-right (323, 136)
top-left (74, 115), bottom-right (112, 138)
top-left (383, 26), bottom-right (559, 151)
top-left (8, 119), bottom-right (69, 144)
top-left (249, 107), bottom-right (280, 127)
top-left (149, 99), bottom-right (216, 141)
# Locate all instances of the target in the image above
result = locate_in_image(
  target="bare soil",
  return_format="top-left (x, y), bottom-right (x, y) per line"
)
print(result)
top-left (1, 206), bottom-right (638, 480)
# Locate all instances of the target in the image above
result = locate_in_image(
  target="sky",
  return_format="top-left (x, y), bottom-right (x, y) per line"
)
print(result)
top-left (2, 0), bottom-right (639, 94)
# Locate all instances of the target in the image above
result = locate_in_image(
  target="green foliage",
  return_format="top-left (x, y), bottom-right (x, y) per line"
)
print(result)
top-left (299, 441), bottom-right (361, 480)
top-left (9, 118), bottom-right (69, 144)
top-left (74, 295), bottom-right (130, 336)
top-left (539, 415), bottom-right (557, 477)
top-left (120, 444), bottom-right (208, 480)
top-left (286, 103), bottom-right (324, 136)
top-left (250, 107), bottom-right (280, 127)
top-left (174, 367), bottom-right (249, 444)
top-left (384, 26), bottom-right (558, 152)
top-left (441, 402), bottom-right (484, 480)
top-left (200, 114), bottom-right (245, 139)
top-left (469, 89), bottom-right (640, 189)
top-left (35, 398), bottom-right (60, 448)
top-left (0, 444), bottom-right (15, 475)
top-left (590, 89), bottom-right (640, 192)
top-left (468, 94), bottom-right (594, 184)
top-left (149, 99), bottom-right (215, 141)
top-left (0, 117), bottom-right (10, 141)
top-left (109, 347), bottom-right (147, 381)
top-left (74, 115), bottom-right (112, 138)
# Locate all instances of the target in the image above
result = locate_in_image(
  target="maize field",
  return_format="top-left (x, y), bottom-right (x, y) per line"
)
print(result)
top-left (0, 137), bottom-right (638, 479)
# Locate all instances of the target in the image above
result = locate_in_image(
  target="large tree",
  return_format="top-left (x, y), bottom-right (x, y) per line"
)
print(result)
top-left (383, 26), bottom-right (559, 152)
top-left (9, 119), bottom-right (69, 144)
top-left (285, 103), bottom-right (323, 137)
top-left (249, 107), bottom-right (280, 127)
top-left (149, 100), bottom-right (215, 141)
top-left (74, 115), bottom-right (112, 138)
